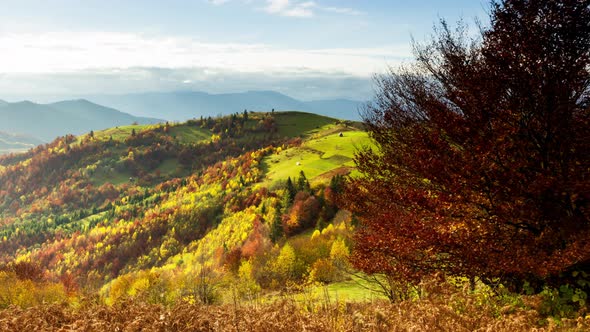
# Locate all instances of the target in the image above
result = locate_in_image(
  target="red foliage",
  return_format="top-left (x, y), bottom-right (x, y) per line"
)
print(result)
top-left (242, 217), bottom-right (267, 258)
top-left (222, 248), bottom-right (243, 274)
top-left (60, 272), bottom-right (79, 295)
top-left (345, 0), bottom-right (590, 289)
top-left (284, 192), bottom-right (320, 236)
top-left (10, 261), bottom-right (46, 282)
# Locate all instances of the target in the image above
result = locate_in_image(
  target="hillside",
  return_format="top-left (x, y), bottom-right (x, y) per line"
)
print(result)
top-left (0, 99), bottom-right (162, 142)
top-left (87, 90), bottom-right (363, 122)
top-left (1, 113), bottom-right (574, 332)
top-left (0, 111), bottom-right (372, 304)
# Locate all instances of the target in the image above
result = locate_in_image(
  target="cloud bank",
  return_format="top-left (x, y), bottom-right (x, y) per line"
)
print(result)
top-left (0, 31), bottom-right (408, 101)
top-left (0, 32), bottom-right (406, 75)
top-left (0, 67), bottom-right (373, 102)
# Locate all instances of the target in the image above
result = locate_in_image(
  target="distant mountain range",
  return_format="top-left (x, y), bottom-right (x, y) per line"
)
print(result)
top-left (0, 90), bottom-right (363, 150)
top-left (87, 90), bottom-right (364, 122)
top-left (0, 99), bottom-right (162, 143)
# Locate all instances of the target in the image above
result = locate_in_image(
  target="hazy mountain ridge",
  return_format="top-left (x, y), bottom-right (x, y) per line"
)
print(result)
top-left (87, 90), bottom-right (364, 122)
top-left (0, 99), bottom-right (162, 143)
top-left (0, 130), bottom-right (43, 153)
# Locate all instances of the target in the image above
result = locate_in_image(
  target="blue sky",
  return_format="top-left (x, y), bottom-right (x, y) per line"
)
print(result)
top-left (0, 0), bottom-right (488, 101)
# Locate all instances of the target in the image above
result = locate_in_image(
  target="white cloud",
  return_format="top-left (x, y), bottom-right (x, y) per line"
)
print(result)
top-left (207, 0), bottom-right (363, 18)
top-left (0, 31), bottom-right (409, 76)
top-left (264, 0), bottom-right (316, 18)
top-left (322, 6), bottom-right (364, 16)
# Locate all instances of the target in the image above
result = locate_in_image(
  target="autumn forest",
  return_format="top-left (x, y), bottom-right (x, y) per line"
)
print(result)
top-left (0, 0), bottom-right (589, 331)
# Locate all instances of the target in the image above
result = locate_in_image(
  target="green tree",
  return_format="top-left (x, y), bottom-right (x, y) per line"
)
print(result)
top-left (296, 171), bottom-right (310, 192)
top-left (283, 177), bottom-right (296, 208)
top-left (270, 204), bottom-right (284, 243)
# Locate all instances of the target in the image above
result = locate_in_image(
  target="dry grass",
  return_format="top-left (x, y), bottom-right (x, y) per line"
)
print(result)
top-left (0, 292), bottom-right (588, 332)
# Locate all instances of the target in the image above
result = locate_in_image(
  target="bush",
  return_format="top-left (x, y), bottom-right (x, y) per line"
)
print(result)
top-left (0, 271), bottom-right (69, 309)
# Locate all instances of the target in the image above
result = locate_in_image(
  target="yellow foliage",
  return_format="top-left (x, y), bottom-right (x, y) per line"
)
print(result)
top-left (128, 275), bottom-right (150, 297)
top-left (236, 260), bottom-right (261, 298)
top-left (321, 224), bottom-right (335, 235)
top-left (311, 229), bottom-right (321, 240)
top-left (329, 238), bottom-right (349, 261)
top-left (308, 258), bottom-right (338, 284)
top-left (103, 274), bottom-right (133, 305)
top-left (330, 238), bottom-right (350, 271)
top-left (272, 244), bottom-right (298, 279)
top-left (0, 272), bottom-right (69, 309)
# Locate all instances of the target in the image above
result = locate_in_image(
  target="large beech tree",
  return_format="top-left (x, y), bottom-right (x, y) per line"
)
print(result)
top-left (345, 0), bottom-right (590, 291)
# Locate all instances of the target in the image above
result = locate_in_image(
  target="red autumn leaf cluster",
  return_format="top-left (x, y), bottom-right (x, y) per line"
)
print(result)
top-left (344, 0), bottom-right (590, 290)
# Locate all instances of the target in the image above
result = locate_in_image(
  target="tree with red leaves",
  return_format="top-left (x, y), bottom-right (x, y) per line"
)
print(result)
top-left (345, 0), bottom-right (590, 293)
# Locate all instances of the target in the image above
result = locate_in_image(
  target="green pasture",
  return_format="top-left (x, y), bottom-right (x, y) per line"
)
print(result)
top-left (309, 276), bottom-right (388, 302)
top-left (273, 111), bottom-right (338, 138)
top-left (83, 124), bottom-right (157, 142)
top-left (168, 125), bottom-right (212, 144)
top-left (90, 167), bottom-right (133, 187)
top-left (263, 275), bottom-right (387, 305)
top-left (260, 129), bottom-right (372, 186)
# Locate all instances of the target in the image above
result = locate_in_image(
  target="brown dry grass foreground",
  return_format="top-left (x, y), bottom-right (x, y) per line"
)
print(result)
top-left (0, 291), bottom-right (589, 332)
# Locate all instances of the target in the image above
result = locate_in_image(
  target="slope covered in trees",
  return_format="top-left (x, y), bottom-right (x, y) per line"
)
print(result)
top-left (0, 110), bottom-right (369, 304)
